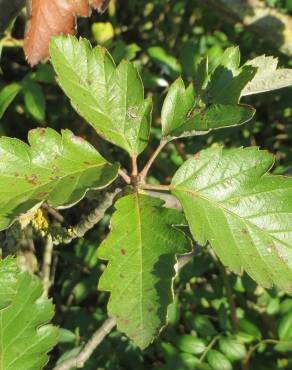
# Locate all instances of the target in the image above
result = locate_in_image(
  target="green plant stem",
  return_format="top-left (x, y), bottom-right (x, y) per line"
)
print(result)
top-left (199, 335), bottom-right (221, 363)
top-left (0, 36), bottom-right (23, 48)
top-left (139, 140), bottom-right (168, 182)
top-left (242, 339), bottom-right (292, 370)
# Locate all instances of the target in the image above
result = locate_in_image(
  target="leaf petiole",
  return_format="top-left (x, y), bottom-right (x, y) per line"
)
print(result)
top-left (139, 140), bottom-right (168, 182)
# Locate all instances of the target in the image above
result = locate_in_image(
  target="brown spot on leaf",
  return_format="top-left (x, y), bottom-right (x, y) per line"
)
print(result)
top-left (84, 161), bottom-right (92, 165)
top-left (242, 227), bottom-right (248, 235)
top-left (37, 192), bottom-right (49, 197)
top-left (121, 249), bottom-right (126, 255)
top-left (122, 319), bottom-right (129, 325)
top-left (27, 174), bottom-right (38, 185)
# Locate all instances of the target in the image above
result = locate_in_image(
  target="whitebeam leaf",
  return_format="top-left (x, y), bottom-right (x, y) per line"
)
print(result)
top-left (161, 78), bottom-right (255, 139)
top-left (161, 47), bottom-right (256, 140)
top-left (242, 55), bottom-right (292, 96)
top-left (171, 147), bottom-right (292, 292)
top-left (50, 36), bottom-right (152, 156)
top-left (97, 193), bottom-right (191, 349)
top-left (0, 257), bottom-right (58, 370)
top-left (0, 127), bottom-right (119, 231)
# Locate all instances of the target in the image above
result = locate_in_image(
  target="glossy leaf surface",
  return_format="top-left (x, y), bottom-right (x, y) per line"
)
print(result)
top-left (98, 193), bottom-right (191, 349)
top-left (172, 147), bottom-right (292, 291)
top-left (0, 127), bottom-right (119, 230)
top-left (50, 36), bottom-right (152, 156)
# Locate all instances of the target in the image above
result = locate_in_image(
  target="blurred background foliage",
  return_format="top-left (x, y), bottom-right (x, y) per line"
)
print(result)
top-left (0, 0), bottom-right (292, 369)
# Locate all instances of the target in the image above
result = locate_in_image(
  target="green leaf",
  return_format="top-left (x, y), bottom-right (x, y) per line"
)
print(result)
top-left (92, 22), bottom-right (114, 45)
top-left (0, 257), bottom-right (18, 310)
top-left (206, 64), bottom-right (256, 105)
top-left (147, 46), bottom-right (182, 75)
top-left (0, 257), bottom-right (58, 369)
top-left (242, 55), bottom-right (292, 96)
top-left (176, 335), bottom-right (206, 355)
top-left (217, 46), bottom-right (240, 72)
top-left (207, 350), bottom-right (232, 370)
top-left (186, 313), bottom-right (218, 337)
top-left (278, 311), bottom-right (292, 340)
top-left (219, 337), bottom-right (246, 362)
top-left (0, 127), bottom-right (119, 231)
top-left (171, 147), bottom-right (292, 292)
top-left (239, 318), bottom-right (262, 341)
top-left (50, 35), bottom-right (152, 156)
top-left (161, 78), bottom-right (255, 139)
top-left (97, 193), bottom-right (191, 349)
top-left (59, 328), bottom-right (77, 344)
top-left (22, 79), bottom-right (46, 122)
top-left (0, 83), bottom-right (22, 119)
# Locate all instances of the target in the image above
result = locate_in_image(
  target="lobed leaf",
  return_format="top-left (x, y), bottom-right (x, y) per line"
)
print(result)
top-left (161, 77), bottom-right (255, 140)
top-left (97, 193), bottom-right (191, 349)
top-left (0, 127), bottom-right (119, 231)
top-left (0, 257), bottom-right (58, 369)
top-left (171, 147), bottom-right (292, 292)
top-left (242, 55), bottom-right (292, 96)
top-left (50, 36), bottom-right (152, 156)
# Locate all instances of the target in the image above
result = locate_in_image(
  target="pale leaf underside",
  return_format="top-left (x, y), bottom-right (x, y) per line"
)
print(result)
top-left (242, 55), bottom-right (292, 96)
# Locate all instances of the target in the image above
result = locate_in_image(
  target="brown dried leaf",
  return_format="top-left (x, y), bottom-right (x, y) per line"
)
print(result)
top-left (24, 0), bottom-right (91, 66)
top-left (90, 0), bottom-right (110, 12)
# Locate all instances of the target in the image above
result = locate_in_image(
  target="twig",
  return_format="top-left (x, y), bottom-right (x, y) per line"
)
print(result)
top-left (52, 187), bottom-right (122, 245)
top-left (218, 262), bottom-right (239, 332)
top-left (118, 169), bottom-right (131, 184)
top-left (43, 204), bottom-right (65, 223)
top-left (53, 318), bottom-right (116, 370)
top-left (42, 235), bottom-right (54, 296)
top-left (141, 183), bottom-right (173, 191)
top-left (174, 141), bottom-right (187, 161)
top-left (176, 249), bottom-right (197, 271)
top-left (139, 140), bottom-right (168, 181)
top-left (53, 250), bottom-right (198, 369)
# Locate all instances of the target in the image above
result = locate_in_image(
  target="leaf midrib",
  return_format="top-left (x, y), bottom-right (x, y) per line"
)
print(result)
top-left (134, 191), bottom-right (145, 342)
top-left (174, 185), bottom-right (292, 250)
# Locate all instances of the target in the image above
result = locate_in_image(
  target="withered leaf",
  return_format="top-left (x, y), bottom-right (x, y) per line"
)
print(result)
top-left (24, 0), bottom-right (110, 66)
